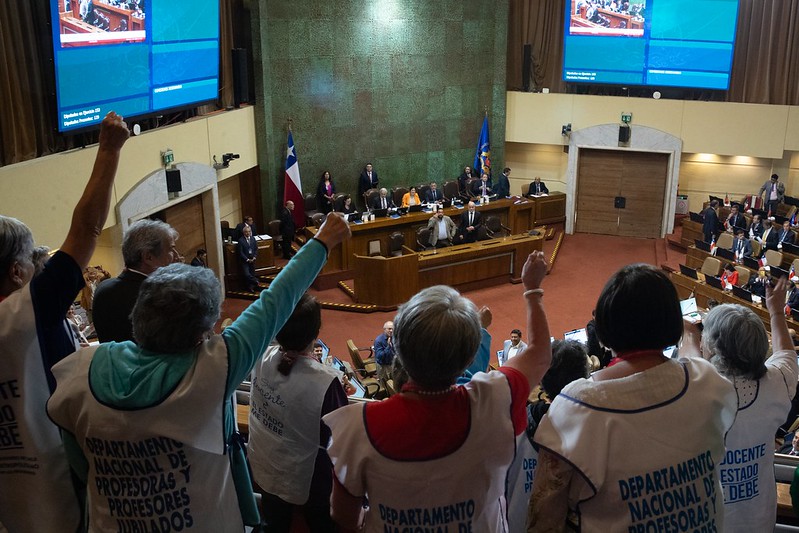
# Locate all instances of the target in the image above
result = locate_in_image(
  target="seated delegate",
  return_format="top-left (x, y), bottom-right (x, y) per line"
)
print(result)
top-left (401, 186), bottom-right (421, 208)
top-left (526, 177), bottom-right (548, 196)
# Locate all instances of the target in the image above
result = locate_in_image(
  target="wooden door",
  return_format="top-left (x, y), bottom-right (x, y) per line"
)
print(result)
top-left (159, 195), bottom-right (206, 261)
top-left (618, 152), bottom-right (668, 238)
top-left (574, 150), bottom-right (624, 235)
top-left (574, 149), bottom-right (669, 238)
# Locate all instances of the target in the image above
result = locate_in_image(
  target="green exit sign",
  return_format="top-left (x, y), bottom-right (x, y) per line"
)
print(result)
top-left (621, 113), bottom-right (632, 124)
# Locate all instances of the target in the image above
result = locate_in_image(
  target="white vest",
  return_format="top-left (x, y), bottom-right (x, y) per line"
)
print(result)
top-left (720, 349), bottom-right (798, 532)
top-left (48, 337), bottom-right (243, 532)
top-left (535, 358), bottom-right (737, 533)
top-left (506, 432), bottom-right (538, 533)
top-left (0, 287), bottom-right (80, 532)
top-left (325, 371), bottom-right (517, 532)
top-left (247, 345), bottom-right (341, 504)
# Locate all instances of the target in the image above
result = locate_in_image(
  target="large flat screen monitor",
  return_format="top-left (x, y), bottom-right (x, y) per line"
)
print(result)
top-left (50, 0), bottom-right (219, 132)
top-left (563, 0), bottom-right (740, 90)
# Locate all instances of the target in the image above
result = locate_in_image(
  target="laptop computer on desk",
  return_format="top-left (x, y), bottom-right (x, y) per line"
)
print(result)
top-left (743, 256), bottom-right (760, 270)
top-left (689, 212), bottom-right (704, 224)
top-left (732, 285), bottom-right (753, 302)
top-left (346, 212), bottom-right (362, 223)
top-left (694, 239), bottom-right (711, 252)
top-left (408, 204), bottom-right (424, 213)
top-left (705, 275), bottom-right (723, 290)
top-left (371, 208), bottom-right (388, 218)
top-left (783, 242), bottom-right (799, 256)
top-left (771, 266), bottom-right (790, 279)
top-left (679, 264), bottom-right (699, 279)
top-left (716, 247), bottom-right (735, 261)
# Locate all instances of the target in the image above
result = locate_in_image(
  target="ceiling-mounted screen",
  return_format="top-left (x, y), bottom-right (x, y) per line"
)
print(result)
top-left (50, 0), bottom-right (219, 132)
top-left (563, 0), bottom-right (740, 90)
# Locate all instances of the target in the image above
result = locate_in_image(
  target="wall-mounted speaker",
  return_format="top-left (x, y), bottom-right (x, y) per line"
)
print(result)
top-left (166, 168), bottom-right (182, 193)
top-left (618, 124), bottom-right (631, 143)
top-left (522, 44), bottom-right (532, 92)
top-left (232, 48), bottom-right (250, 107)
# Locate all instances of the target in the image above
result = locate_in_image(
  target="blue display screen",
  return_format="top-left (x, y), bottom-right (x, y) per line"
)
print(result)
top-left (50, 0), bottom-right (219, 132)
top-left (562, 0), bottom-right (740, 90)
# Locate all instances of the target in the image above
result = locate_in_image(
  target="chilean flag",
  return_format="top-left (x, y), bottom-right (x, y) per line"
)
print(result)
top-left (284, 130), bottom-right (304, 228)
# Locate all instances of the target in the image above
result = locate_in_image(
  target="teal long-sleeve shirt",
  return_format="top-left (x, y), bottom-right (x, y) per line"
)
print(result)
top-left (58, 238), bottom-right (329, 480)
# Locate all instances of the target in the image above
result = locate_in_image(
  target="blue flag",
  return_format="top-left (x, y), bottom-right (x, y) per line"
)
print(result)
top-left (473, 116), bottom-right (491, 176)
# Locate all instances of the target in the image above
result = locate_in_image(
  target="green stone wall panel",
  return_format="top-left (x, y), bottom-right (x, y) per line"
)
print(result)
top-left (254, 0), bottom-right (509, 219)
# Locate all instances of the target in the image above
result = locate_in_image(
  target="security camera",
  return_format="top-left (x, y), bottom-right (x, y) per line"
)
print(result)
top-left (213, 153), bottom-right (241, 170)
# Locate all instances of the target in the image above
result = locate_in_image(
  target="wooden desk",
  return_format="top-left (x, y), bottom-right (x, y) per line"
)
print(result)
top-left (352, 234), bottom-right (543, 310)
top-left (530, 192), bottom-right (566, 226)
top-left (306, 196), bottom-right (562, 289)
top-left (668, 270), bottom-right (799, 332)
top-left (223, 236), bottom-right (276, 292)
top-left (236, 404), bottom-right (249, 435)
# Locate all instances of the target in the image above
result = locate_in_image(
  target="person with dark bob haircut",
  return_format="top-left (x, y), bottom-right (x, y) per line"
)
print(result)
top-left (594, 263), bottom-right (683, 353)
top-left (682, 276), bottom-right (798, 532)
top-left (48, 214), bottom-right (351, 531)
top-left (248, 294), bottom-right (348, 532)
top-left (528, 263), bottom-right (737, 532)
top-left (325, 251), bottom-right (552, 531)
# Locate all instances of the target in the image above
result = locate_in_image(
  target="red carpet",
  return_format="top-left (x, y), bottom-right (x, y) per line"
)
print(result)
top-left (221, 226), bottom-right (687, 367)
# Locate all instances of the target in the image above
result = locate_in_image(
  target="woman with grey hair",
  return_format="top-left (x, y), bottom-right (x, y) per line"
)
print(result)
top-left (682, 275), bottom-right (798, 532)
top-left (48, 214), bottom-right (351, 532)
top-left (326, 251), bottom-right (552, 531)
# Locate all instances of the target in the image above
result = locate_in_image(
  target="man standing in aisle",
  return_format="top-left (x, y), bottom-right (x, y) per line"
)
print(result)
top-left (759, 174), bottom-right (785, 215)
top-left (374, 321), bottom-right (395, 379)
top-left (279, 200), bottom-right (296, 259)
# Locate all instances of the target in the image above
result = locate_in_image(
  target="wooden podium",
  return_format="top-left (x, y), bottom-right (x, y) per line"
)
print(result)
top-left (223, 236), bottom-right (276, 292)
top-left (352, 234), bottom-right (543, 310)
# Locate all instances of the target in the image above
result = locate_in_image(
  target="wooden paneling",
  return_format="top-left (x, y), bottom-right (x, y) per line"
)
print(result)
top-left (238, 166), bottom-right (263, 230)
top-left (161, 195), bottom-right (204, 260)
top-left (575, 149), bottom-right (668, 238)
top-left (350, 234), bottom-right (543, 309)
top-left (618, 152), bottom-right (668, 238)
top-left (575, 150), bottom-right (624, 235)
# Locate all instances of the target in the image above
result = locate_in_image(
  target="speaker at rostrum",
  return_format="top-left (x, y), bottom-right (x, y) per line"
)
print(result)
top-left (618, 124), bottom-right (631, 143)
top-left (522, 44), bottom-right (532, 92)
top-left (232, 48), bottom-right (250, 107)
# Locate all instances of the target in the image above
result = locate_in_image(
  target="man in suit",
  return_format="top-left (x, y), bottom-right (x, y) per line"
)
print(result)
top-left (425, 181), bottom-right (442, 204)
top-left (237, 224), bottom-right (259, 292)
top-left (526, 176), bottom-right (549, 196)
top-left (498, 329), bottom-right (527, 366)
top-left (93, 219), bottom-right (180, 343)
top-left (374, 321), bottom-right (395, 380)
top-left (759, 173), bottom-right (785, 215)
top-left (233, 216), bottom-right (257, 242)
top-left (456, 201), bottom-right (482, 243)
top-left (702, 200), bottom-right (720, 243)
top-left (190, 249), bottom-right (207, 267)
top-left (725, 204), bottom-right (746, 232)
top-left (371, 188), bottom-right (393, 211)
top-left (759, 218), bottom-right (779, 252)
top-left (358, 163), bottom-right (379, 202)
top-left (778, 220), bottom-right (795, 249)
top-left (470, 175), bottom-right (492, 198)
top-left (744, 267), bottom-right (768, 298)
top-left (495, 167), bottom-right (511, 198)
top-left (427, 206), bottom-right (457, 247)
top-left (748, 213), bottom-right (764, 240)
top-left (279, 200), bottom-right (296, 259)
top-left (457, 166), bottom-right (477, 192)
top-left (732, 229), bottom-right (753, 260)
